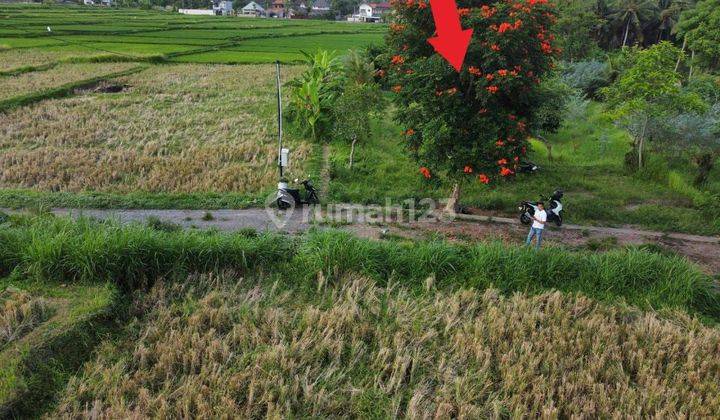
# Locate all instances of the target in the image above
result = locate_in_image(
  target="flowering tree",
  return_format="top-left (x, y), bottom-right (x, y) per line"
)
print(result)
top-left (385, 0), bottom-right (560, 201)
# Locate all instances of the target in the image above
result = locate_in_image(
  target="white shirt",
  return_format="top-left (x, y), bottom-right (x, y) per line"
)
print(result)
top-left (532, 209), bottom-right (547, 229)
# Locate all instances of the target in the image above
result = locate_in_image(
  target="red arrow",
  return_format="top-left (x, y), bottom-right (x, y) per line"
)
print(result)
top-left (427, 0), bottom-right (473, 72)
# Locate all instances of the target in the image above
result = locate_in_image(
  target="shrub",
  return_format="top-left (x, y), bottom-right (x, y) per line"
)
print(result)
top-left (560, 59), bottom-right (612, 98)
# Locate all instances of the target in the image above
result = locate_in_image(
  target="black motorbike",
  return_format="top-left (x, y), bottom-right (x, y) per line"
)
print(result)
top-left (517, 160), bottom-right (539, 174)
top-left (519, 189), bottom-right (564, 227)
top-left (277, 178), bottom-right (319, 210)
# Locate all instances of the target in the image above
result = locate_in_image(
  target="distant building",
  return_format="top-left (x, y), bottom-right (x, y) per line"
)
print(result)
top-left (179, 8), bottom-right (215, 15)
top-left (269, 0), bottom-right (287, 18)
top-left (179, 0), bottom-right (232, 16)
top-left (348, 2), bottom-right (390, 22)
top-left (241, 1), bottom-right (265, 16)
top-left (83, 0), bottom-right (114, 5)
top-left (311, 0), bottom-right (330, 14)
top-left (213, 0), bottom-right (234, 15)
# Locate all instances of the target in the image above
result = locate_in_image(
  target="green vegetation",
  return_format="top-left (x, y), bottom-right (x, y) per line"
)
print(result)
top-left (0, 4), bottom-right (384, 67)
top-left (0, 215), bottom-right (715, 318)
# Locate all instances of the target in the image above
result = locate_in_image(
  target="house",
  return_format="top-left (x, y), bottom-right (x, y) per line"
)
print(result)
top-left (100, 0), bottom-right (114, 5)
top-left (212, 0), bottom-right (234, 15)
top-left (83, 0), bottom-right (94, 5)
top-left (241, 1), bottom-right (266, 16)
top-left (349, 2), bottom-right (390, 22)
top-left (310, 0), bottom-right (330, 15)
top-left (268, 0), bottom-right (287, 18)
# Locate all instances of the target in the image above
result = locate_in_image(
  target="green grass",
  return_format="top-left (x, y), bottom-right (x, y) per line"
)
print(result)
top-left (0, 215), bottom-right (716, 321)
top-left (327, 102), bottom-right (720, 235)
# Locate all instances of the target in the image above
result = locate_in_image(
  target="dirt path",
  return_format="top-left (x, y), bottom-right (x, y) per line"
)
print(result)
top-left (4, 207), bottom-right (719, 274)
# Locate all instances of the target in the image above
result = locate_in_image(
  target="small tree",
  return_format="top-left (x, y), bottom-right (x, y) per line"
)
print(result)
top-left (333, 50), bottom-right (385, 168)
top-left (385, 0), bottom-right (560, 210)
top-left (602, 42), bottom-right (706, 170)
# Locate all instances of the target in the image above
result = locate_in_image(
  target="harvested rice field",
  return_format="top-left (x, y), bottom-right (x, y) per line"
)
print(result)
top-left (0, 64), bottom-right (311, 195)
top-left (51, 272), bottom-right (720, 418)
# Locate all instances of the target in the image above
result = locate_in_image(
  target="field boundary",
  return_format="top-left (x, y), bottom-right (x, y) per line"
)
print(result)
top-left (0, 64), bottom-right (147, 113)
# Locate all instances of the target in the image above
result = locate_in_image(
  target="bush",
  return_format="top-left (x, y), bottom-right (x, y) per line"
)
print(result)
top-left (560, 59), bottom-right (612, 98)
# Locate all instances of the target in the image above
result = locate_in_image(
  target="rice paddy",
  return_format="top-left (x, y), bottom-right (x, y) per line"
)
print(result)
top-left (0, 63), bottom-right (310, 195)
top-left (51, 272), bottom-right (720, 418)
top-left (0, 4), bottom-right (385, 67)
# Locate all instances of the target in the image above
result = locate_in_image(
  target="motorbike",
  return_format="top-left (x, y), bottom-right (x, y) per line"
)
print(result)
top-left (517, 160), bottom-right (539, 174)
top-left (277, 178), bottom-right (319, 210)
top-left (519, 189), bottom-right (564, 227)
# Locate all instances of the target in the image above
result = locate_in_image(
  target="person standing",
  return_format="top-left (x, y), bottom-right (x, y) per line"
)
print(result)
top-left (525, 202), bottom-right (547, 249)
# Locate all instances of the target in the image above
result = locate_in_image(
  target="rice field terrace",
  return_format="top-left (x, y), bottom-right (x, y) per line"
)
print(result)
top-left (0, 4), bottom-right (385, 66)
top-left (0, 63), bottom-right (311, 197)
top-left (0, 214), bottom-right (717, 417)
top-left (51, 273), bottom-right (720, 418)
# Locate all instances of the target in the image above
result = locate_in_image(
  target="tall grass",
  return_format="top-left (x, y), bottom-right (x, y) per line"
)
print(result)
top-left (51, 273), bottom-right (720, 418)
top-left (0, 288), bottom-right (52, 347)
top-left (0, 216), bottom-right (716, 319)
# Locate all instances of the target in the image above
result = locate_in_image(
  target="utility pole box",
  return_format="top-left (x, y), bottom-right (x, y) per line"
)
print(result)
top-left (280, 148), bottom-right (289, 168)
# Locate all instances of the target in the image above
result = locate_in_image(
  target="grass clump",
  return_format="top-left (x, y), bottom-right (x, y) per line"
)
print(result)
top-left (51, 272), bottom-right (720, 418)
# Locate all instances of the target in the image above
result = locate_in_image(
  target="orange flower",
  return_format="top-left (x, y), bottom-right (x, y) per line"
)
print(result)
top-left (478, 174), bottom-right (490, 184)
top-left (517, 121), bottom-right (526, 131)
top-left (405, 0), bottom-right (414, 6)
top-left (485, 74), bottom-right (495, 81)
top-left (487, 86), bottom-right (499, 94)
top-left (391, 55), bottom-right (405, 65)
top-left (468, 66), bottom-right (482, 76)
top-left (479, 108), bottom-right (488, 114)
top-left (495, 139), bottom-right (505, 147)
top-left (498, 22), bottom-right (513, 33)
top-left (405, 128), bottom-right (415, 136)
top-left (497, 158), bottom-right (508, 166)
top-left (420, 167), bottom-right (432, 179)
top-left (405, 69), bottom-right (414, 74)
top-left (458, 8), bottom-right (470, 16)
top-left (446, 87), bottom-right (458, 95)
top-left (480, 5), bottom-right (496, 18)
top-left (375, 69), bottom-right (386, 78)
top-left (498, 69), bottom-right (508, 77)
top-left (500, 167), bottom-right (514, 177)
top-left (514, 156), bottom-right (520, 163)
top-left (418, 1), bottom-right (427, 8)
top-left (491, 44), bottom-right (501, 52)
top-left (390, 23), bottom-right (406, 32)
top-left (541, 41), bottom-right (553, 54)
top-left (392, 85), bottom-right (402, 93)
top-left (463, 165), bottom-right (473, 174)
top-left (435, 89), bottom-right (444, 96)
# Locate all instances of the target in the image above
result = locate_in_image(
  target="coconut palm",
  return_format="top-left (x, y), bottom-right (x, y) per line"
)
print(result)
top-left (657, 0), bottom-right (694, 41)
top-left (609, 0), bottom-right (660, 47)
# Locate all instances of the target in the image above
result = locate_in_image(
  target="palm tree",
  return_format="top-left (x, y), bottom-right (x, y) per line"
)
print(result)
top-left (657, 0), bottom-right (694, 41)
top-left (609, 0), bottom-right (660, 47)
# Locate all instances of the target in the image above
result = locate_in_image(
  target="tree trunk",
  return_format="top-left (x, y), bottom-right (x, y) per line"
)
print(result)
top-left (693, 153), bottom-right (715, 186)
top-left (675, 36), bottom-right (687, 73)
top-left (348, 135), bottom-right (357, 169)
top-left (637, 115), bottom-right (649, 169)
top-left (689, 50), bottom-right (695, 79)
top-left (622, 21), bottom-right (630, 47)
top-left (444, 183), bottom-right (461, 215)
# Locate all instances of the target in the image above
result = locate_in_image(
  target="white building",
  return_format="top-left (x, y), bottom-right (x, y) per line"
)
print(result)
top-left (179, 8), bottom-right (215, 15)
top-left (348, 3), bottom-right (390, 22)
top-left (241, 1), bottom-right (265, 16)
top-left (212, 0), bottom-right (234, 15)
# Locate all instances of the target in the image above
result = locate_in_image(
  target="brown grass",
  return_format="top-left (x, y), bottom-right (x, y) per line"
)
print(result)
top-left (0, 64), bottom-right (310, 194)
top-left (0, 62), bottom-right (137, 101)
top-left (0, 49), bottom-right (101, 72)
top-left (0, 288), bottom-right (52, 347)
top-left (51, 272), bottom-right (720, 418)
